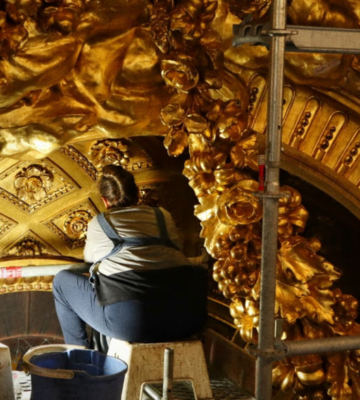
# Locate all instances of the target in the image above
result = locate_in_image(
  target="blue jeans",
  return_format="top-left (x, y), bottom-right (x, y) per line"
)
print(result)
top-left (52, 270), bottom-right (207, 347)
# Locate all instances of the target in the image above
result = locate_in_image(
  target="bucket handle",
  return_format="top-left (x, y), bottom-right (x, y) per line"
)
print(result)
top-left (22, 344), bottom-right (86, 380)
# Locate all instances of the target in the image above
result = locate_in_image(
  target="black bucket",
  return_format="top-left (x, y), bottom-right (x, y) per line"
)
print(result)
top-left (23, 345), bottom-right (127, 400)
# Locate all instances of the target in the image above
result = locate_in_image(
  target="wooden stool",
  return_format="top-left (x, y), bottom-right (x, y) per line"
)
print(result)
top-left (108, 339), bottom-right (213, 400)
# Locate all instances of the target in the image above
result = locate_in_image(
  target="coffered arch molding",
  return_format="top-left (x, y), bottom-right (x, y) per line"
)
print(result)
top-left (282, 144), bottom-right (360, 221)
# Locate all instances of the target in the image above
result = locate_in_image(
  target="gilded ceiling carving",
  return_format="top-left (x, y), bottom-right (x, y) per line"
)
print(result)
top-left (0, 230), bottom-right (60, 258)
top-left (43, 199), bottom-right (98, 249)
top-left (0, 159), bottom-right (77, 213)
top-left (14, 164), bottom-right (54, 204)
top-left (89, 139), bottom-right (131, 169)
top-left (62, 140), bottom-right (155, 176)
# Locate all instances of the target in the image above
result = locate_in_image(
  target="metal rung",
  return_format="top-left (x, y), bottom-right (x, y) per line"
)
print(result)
top-left (233, 17), bottom-right (360, 54)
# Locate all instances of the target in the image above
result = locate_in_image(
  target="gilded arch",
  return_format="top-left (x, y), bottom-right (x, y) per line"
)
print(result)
top-left (0, 0), bottom-right (360, 398)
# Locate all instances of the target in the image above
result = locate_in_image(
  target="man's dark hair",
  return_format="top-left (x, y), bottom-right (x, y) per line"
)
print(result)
top-left (99, 165), bottom-right (138, 207)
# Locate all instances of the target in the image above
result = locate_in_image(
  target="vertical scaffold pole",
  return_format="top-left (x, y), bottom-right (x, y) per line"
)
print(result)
top-left (255, 0), bottom-right (287, 399)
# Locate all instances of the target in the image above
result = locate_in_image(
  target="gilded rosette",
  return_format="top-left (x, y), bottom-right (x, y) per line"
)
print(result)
top-left (14, 165), bottom-right (53, 204)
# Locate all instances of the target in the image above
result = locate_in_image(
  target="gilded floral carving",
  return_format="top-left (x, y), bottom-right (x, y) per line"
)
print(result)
top-left (14, 165), bottom-right (53, 204)
top-left (89, 140), bottom-right (131, 169)
top-left (153, 0), bottom-right (360, 397)
top-left (15, 239), bottom-right (44, 257)
top-left (64, 210), bottom-right (92, 241)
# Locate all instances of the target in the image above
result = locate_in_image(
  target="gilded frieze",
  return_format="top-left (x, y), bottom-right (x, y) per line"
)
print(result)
top-left (335, 129), bottom-right (360, 178)
top-left (312, 112), bottom-right (348, 163)
top-left (63, 139), bottom-right (156, 176)
top-left (0, 276), bottom-right (53, 295)
top-left (288, 97), bottom-right (321, 148)
top-left (0, 231), bottom-right (61, 259)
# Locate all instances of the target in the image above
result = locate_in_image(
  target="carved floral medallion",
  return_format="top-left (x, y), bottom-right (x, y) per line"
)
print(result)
top-left (89, 140), bottom-right (131, 169)
top-left (14, 165), bottom-right (53, 204)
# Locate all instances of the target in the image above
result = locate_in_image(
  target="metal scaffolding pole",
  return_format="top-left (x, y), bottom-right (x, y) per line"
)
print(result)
top-left (255, 0), bottom-right (286, 398)
top-left (232, 1), bottom-right (360, 399)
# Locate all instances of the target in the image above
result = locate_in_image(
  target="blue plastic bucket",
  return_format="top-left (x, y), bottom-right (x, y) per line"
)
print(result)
top-left (23, 346), bottom-right (127, 400)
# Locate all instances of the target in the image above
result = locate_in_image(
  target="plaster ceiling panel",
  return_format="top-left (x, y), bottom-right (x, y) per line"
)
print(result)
top-left (0, 159), bottom-right (79, 214)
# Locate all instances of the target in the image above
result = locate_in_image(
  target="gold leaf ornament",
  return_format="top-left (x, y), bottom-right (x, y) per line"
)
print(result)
top-left (216, 179), bottom-right (262, 225)
top-left (17, 239), bottom-right (43, 257)
top-left (275, 279), bottom-right (308, 323)
top-left (183, 151), bottom-right (214, 175)
top-left (0, 21), bottom-right (28, 59)
top-left (161, 57), bottom-right (199, 92)
top-left (278, 186), bottom-right (309, 237)
top-left (273, 360), bottom-right (296, 392)
top-left (203, 220), bottom-right (232, 258)
top-left (170, 1), bottom-right (218, 40)
top-left (200, 29), bottom-right (221, 49)
top-left (229, 0), bottom-right (271, 19)
top-left (185, 113), bottom-right (208, 134)
top-left (160, 103), bottom-right (187, 126)
top-left (64, 210), bottom-right (92, 241)
top-left (230, 298), bottom-right (259, 343)
top-left (183, 153), bottom-right (220, 196)
top-left (163, 128), bottom-right (189, 156)
top-left (14, 164), bottom-right (54, 204)
top-left (189, 172), bottom-right (216, 197)
top-left (203, 70), bottom-right (222, 89)
top-left (214, 166), bottom-right (248, 189)
top-left (327, 352), bottom-right (352, 400)
top-left (279, 238), bottom-right (341, 284)
top-left (273, 356), bottom-right (326, 393)
top-left (89, 140), bottom-right (130, 168)
top-left (194, 192), bottom-right (218, 222)
top-left (149, 0), bottom-right (173, 54)
top-left (332, 288), bottom-right (359, 331)
top-left (300, 286), bottom-right (336, 325)
top-left (230, 130), bottom-right (259, 170)
top-left (212, 100), bottom-right (245, 140)
top-left (170, 7), bottom-right (202, 40)
top-left (42, 6), bottom-right (80, 34)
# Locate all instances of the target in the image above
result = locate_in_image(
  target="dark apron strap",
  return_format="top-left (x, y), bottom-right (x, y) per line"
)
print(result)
top-left (97, 213), bottom-right (122, 247)
top-left (90, 213), bottom-right (125, 287)
top-left (90, 208), bottom-right (180, 286)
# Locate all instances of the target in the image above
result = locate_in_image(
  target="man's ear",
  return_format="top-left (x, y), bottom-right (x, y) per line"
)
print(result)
top-left (101, 197), bottom-right (110, 209)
